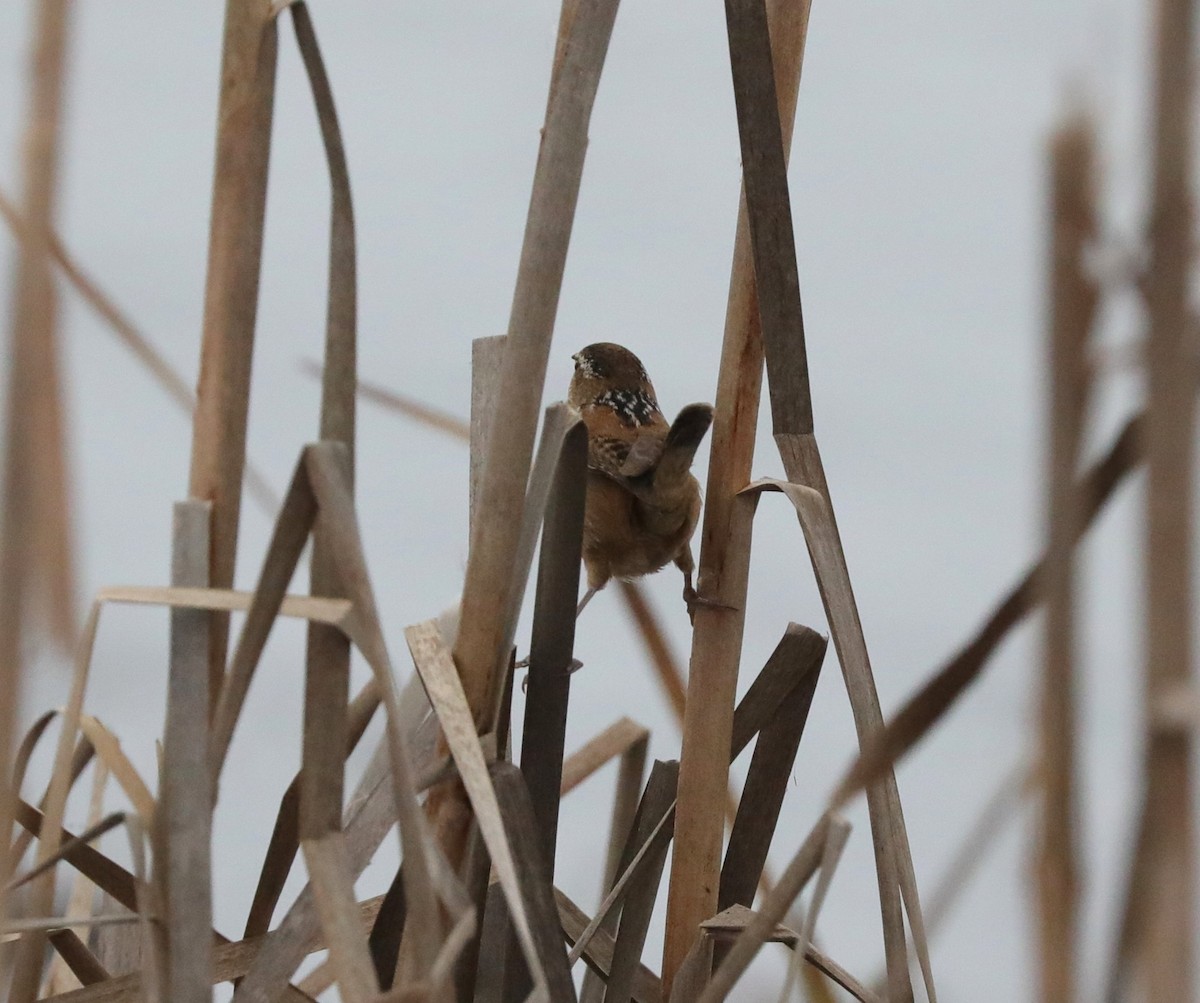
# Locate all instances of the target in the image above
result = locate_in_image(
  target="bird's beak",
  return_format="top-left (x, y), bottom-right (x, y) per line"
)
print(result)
top-left (571, 352), bottom-right (581, 367)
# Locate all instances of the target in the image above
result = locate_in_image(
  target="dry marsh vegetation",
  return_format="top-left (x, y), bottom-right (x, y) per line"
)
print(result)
top-left (0, 0), bottom-right (1195, 1000)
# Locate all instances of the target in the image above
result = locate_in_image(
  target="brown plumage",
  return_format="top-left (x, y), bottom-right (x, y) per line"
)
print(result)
top-left (568, 342), bottom-right (715, 618)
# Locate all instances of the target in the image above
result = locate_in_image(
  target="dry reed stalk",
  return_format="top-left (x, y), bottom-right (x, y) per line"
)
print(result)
top-left (0, 189), bottom-right (190, 414)
top-left (289, 0), bottom-right (359, 879)
top-left (0, 0), bottom-right (75, 947)
top-left (11, 628), bottom-right (107, 1000)
top-left (602, 760), bottom-right (679, 1003)
top-left (517, 424), bottom-right (587, 867)
top-left (303, 358), bottom-right (471, 443)
top-left (1036, 115), bottom-right (1097, 1003)
top-left (47, 896), bottom-right (386, 1003)
top-left (562, 635), bottom-right (824, 995)
top-left (189, 0), bottom-right (278, 708)
top-left (698, 813), bottom-right (830, 1002)
top-left (861, 763), bottom-right (1033, 996)
top-left (0, 0), bottom-right (76, 653)
top-left (834, 411), bottom-right (1143, 802)
top-left (9, 812), bottom-right (127, 895)
top-left (700, 903), bottom-right (876, 1003)
top-left (244, 678), bottom-right (380, 939)
top-left (719, 627), bottom-right (824, 916)
top-left (662, 0), bottom-right (811, 986)
top-left (498, 424), bottom-right (587, 1001)
top-left (218, 446), bottom-right (452, 1000)
top-left (723, 7), bottom-right (969, 988)
top-left (47, 929), bottom-right (110, 989)
top-left (560, 718), bottom-right (648, 795)
top-left (616, 582), bottom-right (686, 723)
top-left (469, 336), bottom-right (507, 538)
top-left (738, 480), bottom-right (927, 998)
top-left (407, 622), bottom-right (548, 996)
top-left (42, 760), bottom-right (110, 993)
top-left (12, 800), bottom-right (137, 912)
top-left (450, 0), bottom-right (619, 726)
top-left (0, 186), bottom-right (280, 512)
top-left (425, 11), bottom-right (626, 935)
top-left (1134, 0), bottom-right (1196, 996)
top-left (578, 726), bottom-right (647, 1003)
top-left (555, 889), bottom-right (660, 1002)
top-left (673, 0), bottom-right (933, 994)
top-left (721, 0), bottom-right (934, 983)
top-left (927, 761), bottom-right (1031, 935)
top-left (489, 764), bottom-right (578, 1001)
top-left (615, 580), bottom-right (749, 832)
top-left (159, 501), bottom-right (215, 1003)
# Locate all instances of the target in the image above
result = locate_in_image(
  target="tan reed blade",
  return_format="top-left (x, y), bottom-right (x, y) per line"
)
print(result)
top-left (1036, 114), bottom-right (1098, 1003)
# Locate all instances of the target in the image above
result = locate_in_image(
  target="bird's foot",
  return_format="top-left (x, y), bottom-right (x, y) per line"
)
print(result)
top-left (518, 658), bottom-right (585, 691)
top-left (683, 584), bottom-right (738, 624)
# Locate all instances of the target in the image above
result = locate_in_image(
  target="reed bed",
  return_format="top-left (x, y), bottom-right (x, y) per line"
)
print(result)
top-left (0, 0), bottom-right (1196, 1001)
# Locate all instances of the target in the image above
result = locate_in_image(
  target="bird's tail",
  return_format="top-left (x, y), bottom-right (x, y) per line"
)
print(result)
top-left (651, 402), bottom-right (714, 495)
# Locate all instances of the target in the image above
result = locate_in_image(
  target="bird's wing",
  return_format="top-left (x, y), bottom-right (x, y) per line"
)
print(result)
top-left (588, 433), bottom-right (634, 478)
top-left (581, 402), bottom-right (669, 481)
top-left (617, 435), bottom-right (666, 477)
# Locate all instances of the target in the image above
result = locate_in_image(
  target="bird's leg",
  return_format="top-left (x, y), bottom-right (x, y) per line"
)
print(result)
top-left (576, 585), bottom-right (599, 617)
top-left (516, 585), bottom-right (600, 670)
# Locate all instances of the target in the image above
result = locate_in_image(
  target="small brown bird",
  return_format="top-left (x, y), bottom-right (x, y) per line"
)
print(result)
top-left (568, 342), bottom-right (715, 618)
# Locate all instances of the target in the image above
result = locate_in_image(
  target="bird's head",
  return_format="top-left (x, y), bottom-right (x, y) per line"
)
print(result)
top-left (569, 342), bottom-right (656, 407)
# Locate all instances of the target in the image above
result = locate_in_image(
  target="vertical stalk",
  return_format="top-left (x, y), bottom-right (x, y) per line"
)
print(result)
top-left (0, 0), bottom-right (74, 921)
top-left (188, 0), bottom-right (278, 709)
top-left (1037, 115), bottom-right (1096, 1003)
top-left (1139, 0), bottom-right (1195, 997)
top-left (662, 0), bottom-right (811, 988)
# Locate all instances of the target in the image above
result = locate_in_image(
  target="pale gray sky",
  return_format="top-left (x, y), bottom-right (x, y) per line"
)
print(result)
top-left (0, 0), bottom-right (1175, 999)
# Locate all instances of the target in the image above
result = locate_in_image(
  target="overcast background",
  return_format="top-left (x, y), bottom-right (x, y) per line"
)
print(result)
top-left (0, 0), bottom-right (1182, 999)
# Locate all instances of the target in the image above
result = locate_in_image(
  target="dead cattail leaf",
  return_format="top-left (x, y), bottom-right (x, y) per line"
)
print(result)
top-left (302, 834), bottom-right (380, 1002)
top-left (600, 760), bottom-right (678, 1003)
top-left (42, 758), bottom-right (111, 993)
top-left (47, 896), bottom-right (385, 1003)
top-left (188, 0), bottom-right (279, 709)
top-left (720, 626), bottom-right (825, 915)
top-left (405, 620), bottom-right (548, 996)
top-left (561, 718), bottom-right (650, 796)
top-left (578, 721), bottom-right (648, 1003)
top-left (0, 0), bottom-right (75, 961)
top-left (699, 814), bottom-right (831, 1002)
top-left (303, 358), bottom-right (471, 443)
top-left (516, 421), bottom-right (587, 876)
top-left (1128, 0), bottom-right (1200, 994)
top-left (555, 888), bottom-right (661, 1003)
top-left (832, 414), bottom-right (1144, 806)
top-left (701, 903), bottom-right (878, 1003)
top-left (13, 799), bottom-right (138, 913)
top-left (444, 0), bottom-right (623, 891)
top-left (1036, 112), bottom-right (1098, 1003)
top-left (159, 500), bottom-right (213, 1003)
top-left (8, 811), bottom-right (125, 893)
top-left (664, 0), bottom-right (812, 985)
top-left (737, 472), bottom-right (931, 1001)
top-left (47, 927), bottom-right (112, 988)
top-left (245, 679), bottom-right (380, 939)
top-left (0, 187), bottom-right (281, 513)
